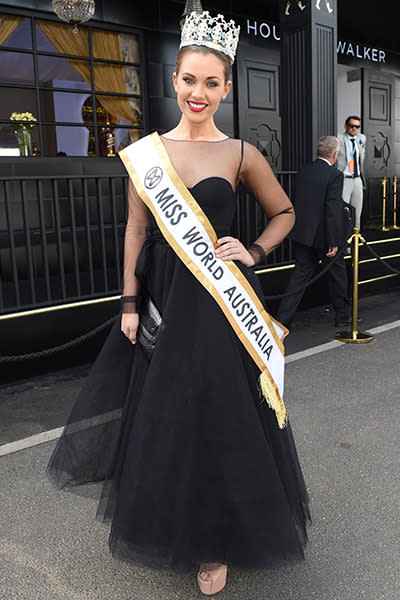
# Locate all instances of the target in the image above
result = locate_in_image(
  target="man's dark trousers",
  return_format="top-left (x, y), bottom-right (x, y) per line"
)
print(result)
top-left (277, 242), bottom-right (349, 327)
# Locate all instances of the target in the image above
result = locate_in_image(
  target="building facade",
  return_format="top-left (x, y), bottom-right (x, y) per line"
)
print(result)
top-left (1, 1), bottom-right (399, 210)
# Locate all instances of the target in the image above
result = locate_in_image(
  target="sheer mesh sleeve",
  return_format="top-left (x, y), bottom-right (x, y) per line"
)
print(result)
top-left (239, 142), bottom-right (295, 264)
top-left (122, 179), bottom-right (150, 313)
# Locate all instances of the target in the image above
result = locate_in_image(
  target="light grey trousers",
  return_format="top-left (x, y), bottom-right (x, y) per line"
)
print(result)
top-left (343, 177), bottom-right (363, 228)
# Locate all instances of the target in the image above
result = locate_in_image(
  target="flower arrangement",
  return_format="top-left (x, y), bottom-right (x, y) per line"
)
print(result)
top-left (9, 112), bottom-right (37, 156)
top-left (9, 112), bottom-right (37, 130)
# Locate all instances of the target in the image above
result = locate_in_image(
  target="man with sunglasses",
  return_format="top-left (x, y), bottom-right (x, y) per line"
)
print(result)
top-left (337, 116), bottom-right (366, 228)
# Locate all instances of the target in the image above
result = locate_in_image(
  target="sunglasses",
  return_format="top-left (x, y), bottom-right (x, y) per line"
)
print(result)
top-left (348, 124), bottom-right (361, 128)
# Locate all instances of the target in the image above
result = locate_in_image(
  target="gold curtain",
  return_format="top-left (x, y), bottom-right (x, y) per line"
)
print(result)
top-left (0, 15), bottom-right (23, 46)
top-left (92, 29), bottom-right (139, 126)
top-left (38, 21), bottom-right (138, 128)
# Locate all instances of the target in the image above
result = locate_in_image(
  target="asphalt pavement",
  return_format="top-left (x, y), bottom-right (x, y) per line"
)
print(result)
top-left (0, 290), bottom-right (399, 600)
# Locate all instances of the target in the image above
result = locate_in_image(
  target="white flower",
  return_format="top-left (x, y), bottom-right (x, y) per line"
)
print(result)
top-left (9, 111), bottom-right (37, 122)
top-left (9, 111), bottom-right (37, 129)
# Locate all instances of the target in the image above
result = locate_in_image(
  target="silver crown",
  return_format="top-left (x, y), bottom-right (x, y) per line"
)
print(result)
top-left (180, 11), bottom-right (240, 63)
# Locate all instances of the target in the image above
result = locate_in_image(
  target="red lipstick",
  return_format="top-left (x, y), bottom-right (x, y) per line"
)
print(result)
top-left (187, 101), bottom-right (208, 112)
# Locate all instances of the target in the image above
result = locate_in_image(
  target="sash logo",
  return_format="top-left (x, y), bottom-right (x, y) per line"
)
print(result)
top-left (144, 166), bottom-right (163, 189)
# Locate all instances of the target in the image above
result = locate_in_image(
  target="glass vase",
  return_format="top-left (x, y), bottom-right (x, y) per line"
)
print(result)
top-left (18, 127), bottom-right (32, 157)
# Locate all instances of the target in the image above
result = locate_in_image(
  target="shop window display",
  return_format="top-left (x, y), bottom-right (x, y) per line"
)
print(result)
top-left (0, 13), bottom-right (142, 157)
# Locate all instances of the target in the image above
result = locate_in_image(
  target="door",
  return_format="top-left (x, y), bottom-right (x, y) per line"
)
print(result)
top-left (236, 45), bottom-right (282, 170)
top-left (363, 69), bottom-right (394, 177)
top-left (362, 69), bottom-right (394, 226)
top-left (234, 43), bottom-right (292, 267)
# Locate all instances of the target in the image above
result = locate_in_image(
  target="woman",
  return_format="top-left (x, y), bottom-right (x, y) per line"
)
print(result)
top-left (48, 12), bottom-right (310, 596)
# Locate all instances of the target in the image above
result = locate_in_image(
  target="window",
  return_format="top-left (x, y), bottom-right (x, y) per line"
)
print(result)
top-left (0, 13), bottom-right (143, 157)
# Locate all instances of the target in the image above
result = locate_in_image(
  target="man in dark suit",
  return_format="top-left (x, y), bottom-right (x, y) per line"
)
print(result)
top-left (277, 136), bottom-right (351, 328)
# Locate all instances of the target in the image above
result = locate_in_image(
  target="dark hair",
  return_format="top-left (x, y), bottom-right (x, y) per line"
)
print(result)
top-left (345, 115), bottom-right (361, 125)
top-left (175, 45), bottom-right (232, 83)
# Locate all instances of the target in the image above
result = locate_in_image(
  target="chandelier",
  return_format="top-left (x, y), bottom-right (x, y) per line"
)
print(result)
top-left (180, 0), bottom-right (203, 29)
top-left (52, 0), bottom-right (96, 33)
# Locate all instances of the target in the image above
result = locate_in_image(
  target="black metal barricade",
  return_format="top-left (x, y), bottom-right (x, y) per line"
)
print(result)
top-left (0, 174), bottom-right (128, 314)
top-left (0, 171), bottom-right (297, 316)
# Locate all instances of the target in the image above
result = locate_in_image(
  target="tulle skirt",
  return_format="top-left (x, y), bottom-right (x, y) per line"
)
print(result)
top-left (47, 240), bottom-right (310, 571)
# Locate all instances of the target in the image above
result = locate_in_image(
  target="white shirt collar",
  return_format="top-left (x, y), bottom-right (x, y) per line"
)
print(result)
top-left (317, 157), bottom-right (331, 166)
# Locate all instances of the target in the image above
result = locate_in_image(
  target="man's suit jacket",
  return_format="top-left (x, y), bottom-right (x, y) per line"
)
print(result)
top-left (290, 159), bottom-right (346, 248)
top-left (336, 131), bottom-right (366, 184)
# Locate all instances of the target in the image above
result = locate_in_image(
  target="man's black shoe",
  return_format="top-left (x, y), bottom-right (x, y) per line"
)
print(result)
top-left (335, 318), bottom-right (351, 327)
top-left (335, 316), bottom-right (362, 327)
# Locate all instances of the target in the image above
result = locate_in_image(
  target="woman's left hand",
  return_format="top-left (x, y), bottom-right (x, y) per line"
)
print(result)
top-left (215, 236), bottom-right (255, 267)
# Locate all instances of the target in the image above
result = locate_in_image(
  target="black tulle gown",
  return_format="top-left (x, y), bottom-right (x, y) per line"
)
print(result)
top-left (47, 137), bottom-right (310, 572)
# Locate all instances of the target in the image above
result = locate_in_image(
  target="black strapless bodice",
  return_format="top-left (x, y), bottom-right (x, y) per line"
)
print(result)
top-left (189, 176), bottom-right (236, 233)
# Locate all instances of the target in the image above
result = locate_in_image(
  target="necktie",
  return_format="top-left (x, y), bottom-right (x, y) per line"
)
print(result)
top-left (351, 138), bottom-right (359, 176)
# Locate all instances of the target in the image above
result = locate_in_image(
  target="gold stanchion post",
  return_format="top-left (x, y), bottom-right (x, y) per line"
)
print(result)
top-left (336, 228), bottom-right (373, 344)
top-left (381, 176), bottom-right (389, 231)
top-left (393, 176), bottom-right (399, 230)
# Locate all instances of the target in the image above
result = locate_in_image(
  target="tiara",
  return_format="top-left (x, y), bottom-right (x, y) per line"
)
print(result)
top-left (180, 11), bottom-right (240, 63)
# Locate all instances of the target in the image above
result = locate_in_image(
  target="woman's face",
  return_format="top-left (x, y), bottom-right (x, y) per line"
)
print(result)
top-left (173, 52), bottom-right (232, 123)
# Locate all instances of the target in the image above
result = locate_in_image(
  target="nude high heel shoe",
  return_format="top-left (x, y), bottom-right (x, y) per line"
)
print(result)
top-left (197, 563), bottom-right (227, 596)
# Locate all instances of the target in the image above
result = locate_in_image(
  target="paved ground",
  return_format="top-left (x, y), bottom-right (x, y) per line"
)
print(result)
top-left (0, 290), bottom-right (399, 600)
